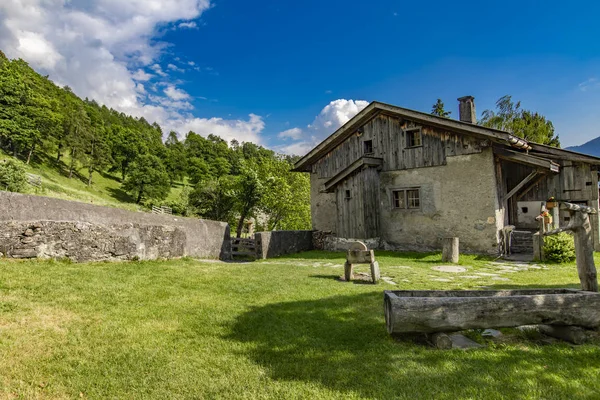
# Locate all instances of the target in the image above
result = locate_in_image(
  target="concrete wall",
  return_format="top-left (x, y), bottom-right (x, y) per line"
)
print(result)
top-left (310, 173), bottom-right (336, 232)
top-left (517, 201), bottom-right (544, 229)
top-left (0, 191), bottom-right (231, 261)
top-left (378, 149), bottom-right (501, 254)
top-left (255, 230), bottom-right (313, 259)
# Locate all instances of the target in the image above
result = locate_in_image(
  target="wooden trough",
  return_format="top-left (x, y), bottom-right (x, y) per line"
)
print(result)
top-left (384, 289), bottom-right (600, 335)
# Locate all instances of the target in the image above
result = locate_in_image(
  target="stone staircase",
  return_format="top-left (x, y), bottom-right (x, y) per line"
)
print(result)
top-left (510, 230), bottom-right (534, 254)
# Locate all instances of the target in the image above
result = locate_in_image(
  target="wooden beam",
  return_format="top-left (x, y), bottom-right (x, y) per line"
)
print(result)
top-left (516, 173), bottom-right (548, 201)
top-left (494, 146), bottom-right (560, 172)
top-left (505, 171), bottom-right (539, 201)
top-left (529, 143), bottom-right (600, 165)
top-left (323, 157), bottom-right (383, 193)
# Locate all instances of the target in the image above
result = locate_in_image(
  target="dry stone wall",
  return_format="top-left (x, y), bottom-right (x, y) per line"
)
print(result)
top-left (0, 191), bottom-right (231, 261)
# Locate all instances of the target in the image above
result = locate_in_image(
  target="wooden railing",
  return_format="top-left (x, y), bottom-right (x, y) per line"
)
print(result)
top-left (151, 205), bottom-right (172, 215)
top-left (26, 173), bottom-right (42, 188)
top-left (231, 237), bottom-right (256, 258)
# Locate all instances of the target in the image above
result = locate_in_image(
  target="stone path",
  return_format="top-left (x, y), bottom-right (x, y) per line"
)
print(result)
top-left (431, 265), bottom-right (467, 273)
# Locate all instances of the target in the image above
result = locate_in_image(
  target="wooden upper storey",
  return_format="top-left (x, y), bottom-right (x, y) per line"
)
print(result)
top-left (313, 113), bottom-right (485, 180)
top-left (294, 101), bottom-right (600, 180)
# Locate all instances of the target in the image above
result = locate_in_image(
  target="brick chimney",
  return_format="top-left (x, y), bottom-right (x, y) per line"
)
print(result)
top-left (457, 96), bottom-right (476, 124)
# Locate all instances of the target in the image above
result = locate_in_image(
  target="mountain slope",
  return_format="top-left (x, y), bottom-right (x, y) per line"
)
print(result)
top-left (566, 136), bottom-right (600, 157)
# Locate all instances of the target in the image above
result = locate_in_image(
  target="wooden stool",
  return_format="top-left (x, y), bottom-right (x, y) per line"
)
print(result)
top-left (344, 241), bottom-right (380, 283)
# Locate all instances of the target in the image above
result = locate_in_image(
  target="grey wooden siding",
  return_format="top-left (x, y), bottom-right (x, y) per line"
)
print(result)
top-left (335, 167), bottom-right (380, 238)
top-left (315, 113), bottom-right (484, 179)
top-left (502, 160), bottom-right (598, 203)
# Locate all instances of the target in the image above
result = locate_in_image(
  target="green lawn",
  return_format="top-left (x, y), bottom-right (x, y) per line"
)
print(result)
top-left (1, 150), bottom-right (186, 212)
top-left (1, 251), bottom-right (599, 399)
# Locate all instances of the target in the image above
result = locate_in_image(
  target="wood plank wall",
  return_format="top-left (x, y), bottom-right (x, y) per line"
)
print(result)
top-left (315, 113), bottom-right (484, 179)
top-left (502, 160), bottom-right (598, 203)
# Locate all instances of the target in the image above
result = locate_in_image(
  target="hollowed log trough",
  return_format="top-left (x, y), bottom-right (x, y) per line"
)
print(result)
top-left (384, 289), bottom-right (600, 334)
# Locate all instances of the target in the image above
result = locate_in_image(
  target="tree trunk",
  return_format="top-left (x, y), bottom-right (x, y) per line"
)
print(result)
top-left (384, 289), bottom-right (600, 334)
top-left (69, 148), bottom-right (75, 178)
top-left (26, 144), bottom-right (34, 165)
top-left (88, 166), bottom-right (93, 186)
top-left (136, 183), bottom-right (144, 204)
top-left (236, 211), bottom-right (247, 238)
top-left (56, 142), bottom-right (62, 163)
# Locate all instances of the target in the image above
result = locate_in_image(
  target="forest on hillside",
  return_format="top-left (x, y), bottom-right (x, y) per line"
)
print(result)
top-left (0, 51), bottom-right (310, 236)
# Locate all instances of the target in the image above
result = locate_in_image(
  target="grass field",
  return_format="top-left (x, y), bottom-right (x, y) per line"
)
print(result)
top-left (1, 150), bottom-right (185, 212)
top-left (1, 251), bottom-right (599, 399)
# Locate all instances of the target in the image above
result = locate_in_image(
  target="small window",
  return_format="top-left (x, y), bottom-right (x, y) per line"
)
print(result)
top-left (392, 188), bottom-right (420, 210)
top-left (345, 190), bottom-right (351, 199)
top-left (521, 207), bottom-right (528, 213)
top-left (407, 189), bottom-right (420, 209)
top-left (393, 190), bottom-right (405, 209)
top-left (363, 140), bottom-right (373, 155)
top-left (406, 128), bottom-right (422, 148)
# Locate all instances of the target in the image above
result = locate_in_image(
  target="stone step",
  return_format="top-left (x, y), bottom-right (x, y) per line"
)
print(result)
top-left (510, 230), bottom-right (534, 254)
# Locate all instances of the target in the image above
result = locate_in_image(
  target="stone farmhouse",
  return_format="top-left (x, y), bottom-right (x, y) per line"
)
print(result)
top-left (293, 97), bottom-right (600, 254)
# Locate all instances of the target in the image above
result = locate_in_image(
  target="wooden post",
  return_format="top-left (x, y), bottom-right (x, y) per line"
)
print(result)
top-left (551, 205), bottom-right (560, 230)
top-left (344, 261), bottom-right (354, 281)
top-left (545, 202), bottom-right (598, 292)
top-left (427, 332), bottom-right (452, 349)
top-left (370, 261), bottom-right (380, 283)
top-left (532, 232), bottom-right (543, 262)
top-left (441, 237), bottom-right (459, 263)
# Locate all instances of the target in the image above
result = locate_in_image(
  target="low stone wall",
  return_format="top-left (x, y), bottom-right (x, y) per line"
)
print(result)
top-left (255, 230), bottom-right (314, 259)
top-left (0, 191), bottom-right (230, 261)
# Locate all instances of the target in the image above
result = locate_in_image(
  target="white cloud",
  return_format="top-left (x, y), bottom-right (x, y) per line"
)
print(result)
top-left (150, 64), bottom-right (168, 77)
top-left (0, 0), bottom-right (267, 145)
top-left (579, 78), bottom-right (600, 92)
top-left (167, 63), bottom-right (185, 72)
top-left (132, 69), bottom-right (154, 81)
top-left (164, 85), bottom-right (190, 101)
top-left (178, 21), bottom-right (197, 29)
top-left (278, 127), bottom-right (303, 140)
top-left (169, 114), bottom-right (265, 144)
top-left (276, 99), bottom-right (369, 156)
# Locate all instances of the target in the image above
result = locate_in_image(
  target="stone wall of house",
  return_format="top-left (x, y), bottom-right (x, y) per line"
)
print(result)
top-left (255, 230), bottom-right (313, 259)
top-left (0, 191), bottom-right (231, 261)
top-left (378, 149), bottom-right (502, 254)
top-left (310, 173), bottom-right (337, 232)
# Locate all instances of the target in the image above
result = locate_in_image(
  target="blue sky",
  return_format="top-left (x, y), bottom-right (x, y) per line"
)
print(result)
top-left (1, 0), bottom-right (600, 154)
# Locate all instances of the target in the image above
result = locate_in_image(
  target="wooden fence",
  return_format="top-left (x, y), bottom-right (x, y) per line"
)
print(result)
top-left (151, 205), bottom-right (172, 215)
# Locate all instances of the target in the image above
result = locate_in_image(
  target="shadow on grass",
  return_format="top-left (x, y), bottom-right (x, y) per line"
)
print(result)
top-left (228, 292), bottom-right (600, 399)
top-left (107, 187), bottom-right (135, 203)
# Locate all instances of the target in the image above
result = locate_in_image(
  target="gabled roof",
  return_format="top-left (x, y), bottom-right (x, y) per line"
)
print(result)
top-left (293, 101), bottom-right (600, 172)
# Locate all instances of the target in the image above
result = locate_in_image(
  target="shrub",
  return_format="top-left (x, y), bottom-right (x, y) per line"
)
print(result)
top-left (0, 158), bottom-right (27, 192)
top-left (543, 232), bottom-right (576, 263)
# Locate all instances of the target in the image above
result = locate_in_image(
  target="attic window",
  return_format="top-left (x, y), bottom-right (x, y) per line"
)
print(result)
top-left (345, 190), bottom-right (351, 199)
top-left (363, 140), bottom-right (373, 155)
top-left (406, 128), bottom-right (422, 148)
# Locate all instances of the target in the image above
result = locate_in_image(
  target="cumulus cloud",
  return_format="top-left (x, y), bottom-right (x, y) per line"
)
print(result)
top-left (276, 99), bottom-right (369, 156)
top-left (164, 85), bottom-right (190, 101)
top-left (178, 21), bottom-right (198, 29)
top-left (132, 69), bottom-right (154, 81)
top-left (167, 63), bottom-right (185, 72)
top-left (0, 0), bottom-right (266, 144)
top-left (278, 127), bottom-right (303, 140)
top-left (170, 114), bottom-right (265, 144)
